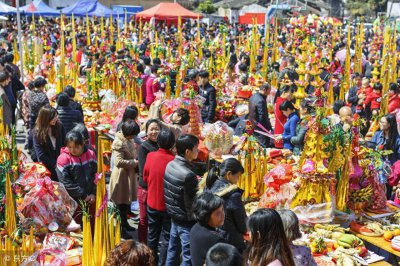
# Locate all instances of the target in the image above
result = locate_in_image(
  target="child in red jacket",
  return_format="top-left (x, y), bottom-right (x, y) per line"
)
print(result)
top-left (356, 78), bottom-right (372, 113)
top-left (388, 83), bottom-right (400, 113)
top-left (364, 82), bottom-right (383, 116)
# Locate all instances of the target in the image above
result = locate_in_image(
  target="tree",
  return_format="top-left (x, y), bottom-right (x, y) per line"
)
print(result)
top-left (346, 0), bottom-right (388, 16)
top-left (198, 0), bottom-right (217, 14)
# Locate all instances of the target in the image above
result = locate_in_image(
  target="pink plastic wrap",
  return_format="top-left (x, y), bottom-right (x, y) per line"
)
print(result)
top-left (18, 177), bottom-right (78, 234)
top-left (43, 233), bottom-right (75, 251)
top-left (258, 182), bottom-right (297, 209)
top-left (22, 248), bottom-right (67, 266)
top-left (108, 98), bottom-right (137, 130)
top-left (369, 175), bottom-right (387, 210)
top-left (259, 164), bottom-right (296, 209)
top-left (264, 164), bottom-right (294, 187)
top-left (161, 98), bottom-right (183, 123)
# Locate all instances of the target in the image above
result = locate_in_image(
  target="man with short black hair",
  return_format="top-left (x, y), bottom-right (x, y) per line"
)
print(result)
top-left (164, 134), bottom-right (199, 266)
top-left (347, 72), bottom-right (363, 113)
top-left (63, 85), bottom-right (83, 115)
top-left (199, 70), bottom-right (216, 123)
top-left (248, 83), bottom-right (273, 147)
top-left (4, 53), bottom-right (20, 80)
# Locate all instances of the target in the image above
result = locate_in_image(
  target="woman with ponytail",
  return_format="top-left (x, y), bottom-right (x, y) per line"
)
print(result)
top-left (205, 158), bottom-right (247, 253)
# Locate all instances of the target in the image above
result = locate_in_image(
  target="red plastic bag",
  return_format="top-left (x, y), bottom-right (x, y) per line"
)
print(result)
top-left (16, 163), bottom-right (50, 191)
top-left (18, 177), bottom-right (78, 234)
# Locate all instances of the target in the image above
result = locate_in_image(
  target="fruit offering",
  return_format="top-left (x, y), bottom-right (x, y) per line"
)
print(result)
top-left (310, 237), bottom-right (328, 255)
top-left (331, 247), bottom-right (365, 266)
top-left (383, 228), bottom-right (400, 241)
top-left (350, 220), bottom-right (384, 237)
top-left (337, 234), bottom-right (364, 249)
top-left (349, 185), bottom-right (373, 203)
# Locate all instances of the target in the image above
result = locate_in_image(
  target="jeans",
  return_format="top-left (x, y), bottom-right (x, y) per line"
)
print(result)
top-left (165, 222), bottom-right (192, 266)
top-left (137, 186), bottom-right (148, 243)
top-left (147, 207), bottom-right (171, 266)
top-left (27, 115), bottom-right (37, 152)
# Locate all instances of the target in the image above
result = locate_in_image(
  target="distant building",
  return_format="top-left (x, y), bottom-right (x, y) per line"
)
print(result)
top-left (215, 0), bottom-right (262, 23)
top-left (214, 0), bottom-right (336, 23)
top-left (387, 0), bottom-right (400, 17)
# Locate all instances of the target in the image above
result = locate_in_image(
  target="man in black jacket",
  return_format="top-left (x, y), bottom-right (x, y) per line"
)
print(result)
top-left (56, 92), bottom-right (83, 134)
top-left (63, 85), bottom-right (83, 116)
top-left (346, 73), bottom-right (363, 113)
top-left (199, 70), bottom-right (216, 123)
top-left (248, 83), bottom-right (272, 147)
top-left (164, 134), bottom-right (199, 266)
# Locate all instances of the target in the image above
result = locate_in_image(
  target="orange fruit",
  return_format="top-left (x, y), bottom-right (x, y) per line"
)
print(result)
top-left (384, 231), bottom-right (394, 241)
top-left (394, 229), bottom-right (400, 236)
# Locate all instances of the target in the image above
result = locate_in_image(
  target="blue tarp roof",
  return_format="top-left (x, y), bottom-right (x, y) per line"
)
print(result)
top-left (0, 2), bottom-right (16, 15)
top-left (62, 0), bottom-right (116, 17)
top-left (21, 0), bottom-right (60, 16)
top-left (111, 5), bottom-right (143, 15)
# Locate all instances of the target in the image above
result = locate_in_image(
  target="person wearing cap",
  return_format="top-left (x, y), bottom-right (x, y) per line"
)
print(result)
top-left (198, 70), bottom-right (216, 123)
top-left (248, 83), bottom-right (273, 148)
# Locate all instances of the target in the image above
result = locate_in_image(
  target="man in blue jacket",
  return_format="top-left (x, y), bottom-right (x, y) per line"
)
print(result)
top-left (248, 83), bottom-right (272, 147)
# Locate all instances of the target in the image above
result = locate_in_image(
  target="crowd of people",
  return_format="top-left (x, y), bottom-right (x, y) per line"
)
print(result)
top-left (0, 12), bottom-right (399, 266)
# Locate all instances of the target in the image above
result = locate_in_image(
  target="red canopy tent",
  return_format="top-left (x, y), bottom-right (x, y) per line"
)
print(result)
top-left (135, 2), bottom-right (203, 22)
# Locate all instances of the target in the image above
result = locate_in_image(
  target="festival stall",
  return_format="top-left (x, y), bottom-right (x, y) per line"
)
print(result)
top-left (135, 2), bottom-right (203, 23)
top-left (20, 0), bottom-right (60, 16)
top-left (0, 2), bottom-right (16, 15)
top-left (61, 0), bottom-right (117, 17)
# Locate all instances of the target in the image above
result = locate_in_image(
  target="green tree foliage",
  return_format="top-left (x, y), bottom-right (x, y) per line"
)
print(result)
top-left (198, 0), bottom-right (217, 14)
top-left (346, 0), bottom-right (388, 16)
